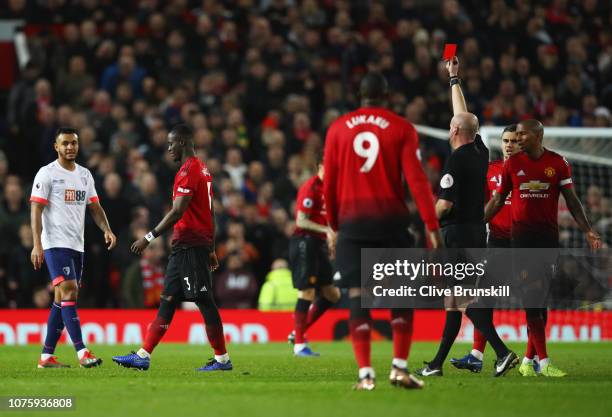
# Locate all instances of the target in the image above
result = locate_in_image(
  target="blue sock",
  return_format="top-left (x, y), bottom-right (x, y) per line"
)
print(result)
top-left (42, 302), bottom-right (64, 355)
top-left (60, 300), bottom-right (85, 351)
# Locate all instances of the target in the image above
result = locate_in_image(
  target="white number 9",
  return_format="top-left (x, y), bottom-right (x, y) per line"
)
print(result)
top-left (353, 132), bottom-right (380, 173)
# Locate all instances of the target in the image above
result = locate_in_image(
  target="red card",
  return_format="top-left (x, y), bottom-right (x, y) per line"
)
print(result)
top-left (442, 43), bottom-right (457, 61)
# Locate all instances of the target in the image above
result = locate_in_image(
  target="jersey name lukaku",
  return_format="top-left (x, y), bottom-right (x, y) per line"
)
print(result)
top-left (438, 135), bottom-right (489, 227)
top-left (294, 175), bottom-right (326, 240)
top-left (487, 160), bottom-right (512, 240)
top-left (498, 149), bottom-right (573, 241)
top-left (323, 107), bottom-right (438, 237)
top-left (172, 156), bottom-right (214, 247)
top-left (30, 161), bottom-right (98, 252)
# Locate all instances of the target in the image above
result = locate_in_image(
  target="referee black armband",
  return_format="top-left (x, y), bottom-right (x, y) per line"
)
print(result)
top-left (450, 76), bottom-right (460, 87)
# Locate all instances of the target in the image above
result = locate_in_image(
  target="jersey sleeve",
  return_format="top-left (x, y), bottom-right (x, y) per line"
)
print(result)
top-left (86, 170), bottom-right (99, 204)
top-left (296, 181), bottom-right (316, 217)
top-left (323, 123), bottom-right (339, 231)
top-left (438, 151), bottom-right (460, 203)
top-left (175, 162), bottom-right (200, 197)
top-left (30, 168), bottom-right (51, 205)
top-left (402, 125), bottom-right (439, 231)
top-left (559, 156), bottom-right (573, 189)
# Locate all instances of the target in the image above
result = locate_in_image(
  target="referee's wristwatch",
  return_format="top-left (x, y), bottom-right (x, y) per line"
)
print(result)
top-left (450, 76), bottom-right (461, 87)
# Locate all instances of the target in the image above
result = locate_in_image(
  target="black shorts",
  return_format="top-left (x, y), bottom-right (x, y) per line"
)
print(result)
top-left (289, 235), bottom-right (333, 290)
top-left (442, 223), bottom-right (486, 248)
top-left (487, 235), bottom-right (511, 248)
top-left (163, 245), bottom-right (213, 301)
top-left (335, 231), bottom-right (413, 289)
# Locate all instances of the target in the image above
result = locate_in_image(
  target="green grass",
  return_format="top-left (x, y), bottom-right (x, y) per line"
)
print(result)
top-left (1, 342), bottom-right (611, 417)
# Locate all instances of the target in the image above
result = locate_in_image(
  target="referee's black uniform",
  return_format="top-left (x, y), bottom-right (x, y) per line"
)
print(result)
top-left (438, 134), bottom-right (488, 248)
top-left (420, 133), bottom-right (517, 377)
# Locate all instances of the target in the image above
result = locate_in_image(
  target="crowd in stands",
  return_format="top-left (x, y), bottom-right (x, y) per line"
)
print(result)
top-left (0, 0), bottom-right (610, 308)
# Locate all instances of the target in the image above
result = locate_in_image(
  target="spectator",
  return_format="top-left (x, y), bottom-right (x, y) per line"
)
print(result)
top-left (258, 259), bottom-right (297, 311)
top-left (214, 254), bottom-right (259, 309)
top-left (122, 237), bottom-right (165, 308)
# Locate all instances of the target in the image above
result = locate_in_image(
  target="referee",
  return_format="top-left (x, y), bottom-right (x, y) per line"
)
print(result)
top-left (417, 57), bottom-right (518, 377)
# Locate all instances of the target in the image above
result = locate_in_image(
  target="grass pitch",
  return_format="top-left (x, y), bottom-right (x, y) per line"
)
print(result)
top-left (1, 342), bottom-right (610, 417)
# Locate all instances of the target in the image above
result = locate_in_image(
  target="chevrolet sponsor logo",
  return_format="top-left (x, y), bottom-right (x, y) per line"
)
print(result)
top-left (519, 180), bottom-right (550, 192)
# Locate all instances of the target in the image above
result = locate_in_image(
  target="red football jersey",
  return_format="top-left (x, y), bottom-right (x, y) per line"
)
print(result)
top-left (294, 174), bottom-right (327, 240)
top-left (172, 156), bottom-right (214, 247)
top-left (323, 106), bottom-right (438, 237)
top-left (498, 149), bottom-right (573, 241)
top-left (487, 160), bottom-right (512, 240)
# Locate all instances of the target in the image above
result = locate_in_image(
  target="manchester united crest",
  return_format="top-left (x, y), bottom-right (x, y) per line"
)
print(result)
top-left (544, 167), bottom-right (555, 177)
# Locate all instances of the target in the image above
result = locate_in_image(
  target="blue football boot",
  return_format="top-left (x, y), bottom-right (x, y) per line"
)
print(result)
top-left (449, 353), bottom-right (483, 373)
top-left (112, 351), bottom-right (150, 370)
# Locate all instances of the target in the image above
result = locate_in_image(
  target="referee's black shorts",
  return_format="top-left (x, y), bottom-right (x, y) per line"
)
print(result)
top-left (163, 245), bottom-right (213, 301)
top-left (289, 235), bottom-right (333, 290)
top-left (335, 231), bottom-right (413, 289)
top-left (441, 223), bottom-right (486, 248)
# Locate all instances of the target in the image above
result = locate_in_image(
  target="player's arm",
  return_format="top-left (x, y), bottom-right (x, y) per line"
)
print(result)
top-left (561, 187), bottom-right (602, 249)
top-left (485, 159), bottom-right (511, 223)
top-left (436, 199), bottom-right (453, 219)
top-left (131, 194), bottom-right (192, 255)
top-left (296, 211), bottom-right (329, 235)
top-left (446, 57), bottom-right (467, 115)
top-left (88, 200), bottom-right (117, 250)
top-left (323, 126), bottom-right (339, 232)
top-left (402, 127), bottom-right (443, 248)
top-left (209, 198), bottom-right (219, 272)
top-left (484, 192), bottom-right (507, 223)
top-left (30, 202), bottom-right (45, 270)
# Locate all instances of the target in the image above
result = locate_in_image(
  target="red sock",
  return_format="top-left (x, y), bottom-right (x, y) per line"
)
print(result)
top-left (391, 309), bottom-right (413, 360)
top-left (205, 323), bottom-right (227, 355)
top-left (305, 297), bottom-right (333, 331)
top-left (525, 334), bottom-right (536, 359)
top-left (143, 317), bottom-right (169, 354)
top-left (294, 299), bottom-right (310, 344)
top-left (472, 328), bottom-right (487, 353)
top-left (526, 317), bottom-right (547, 359)
top-left (349, 318), bottom-right (371, 368)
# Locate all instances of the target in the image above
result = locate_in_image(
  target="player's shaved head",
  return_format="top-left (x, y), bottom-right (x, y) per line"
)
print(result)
top-left (360, 72), bottom-right (388, 104)
top-left (450, 112), bottom-right (479, 138)
top-left (518, 119), bottom-right (544, 137)
top-left (169, 123), bottom-right (193, 145)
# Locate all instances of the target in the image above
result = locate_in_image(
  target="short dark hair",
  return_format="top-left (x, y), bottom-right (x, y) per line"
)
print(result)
top-left (169, 123), bottom-right (194, 144)
top-left (360, 72), bottom-right (388, 101)
top-left (55, 127), bottom-right (79, 141)
top-left (502, 124), bottom-right (517, 134)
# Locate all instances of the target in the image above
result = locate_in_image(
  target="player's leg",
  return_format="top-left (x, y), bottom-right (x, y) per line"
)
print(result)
top-left (292, 288), bottom-right (318, 356)
top-left (38, 283), bottom-right (68, 368)
top-left (417, 308), bottom-right (461, 376)
top-left (348, 287), bottom-right (375, 390)
top-left (195, 289), bottom-right (232, 371)
top-left (303, 241), bottom-right (341, 333)
top-left (305, 284), bottom-right (340, 330)
top-left (288, 236), bottom-right (318, 355)
top-left (388, 308), bottom-right (423, 389)
top-left (113, 251), bottom-right (183, 370)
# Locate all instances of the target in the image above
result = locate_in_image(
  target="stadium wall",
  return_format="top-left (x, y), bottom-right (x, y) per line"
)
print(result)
top-left (0, 309), bottom-right (609, 345)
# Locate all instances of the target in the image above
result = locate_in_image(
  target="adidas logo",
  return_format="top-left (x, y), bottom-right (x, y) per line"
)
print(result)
top-left (517, 170), bottom-right (526, 176)
top-left (200, 285), bottom-right (208, 292)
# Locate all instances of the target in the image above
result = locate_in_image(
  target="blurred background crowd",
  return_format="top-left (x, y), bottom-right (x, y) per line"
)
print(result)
top-left (0, 0), bottom-right (610, 309)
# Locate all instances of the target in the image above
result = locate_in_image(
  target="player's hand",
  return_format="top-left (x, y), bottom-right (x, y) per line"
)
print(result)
top-left (31, 245), bottom-right (44, 270)
top-left (446, 56), bottom-right (459, 77)
top-left (586, 230), bottom-right (602, 249)
top-left (104, 230), bottom-right (117, 250)
top-left (130, 237), bottom-right (149, 255)
top-left (429, 230), bottom-right (444, 249)
top-left (326, 228), bottom-right (337, 260)
top-left (209, 252), bottom-right (219, 272)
